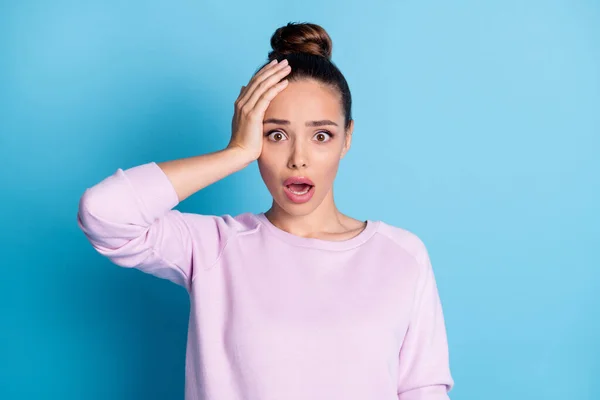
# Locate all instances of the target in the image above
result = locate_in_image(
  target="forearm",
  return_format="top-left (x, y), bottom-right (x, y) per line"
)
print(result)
top-left (157, 146), bottom-right (255, 203)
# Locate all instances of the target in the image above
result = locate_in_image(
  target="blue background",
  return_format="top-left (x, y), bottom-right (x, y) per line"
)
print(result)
top-left (1, 0), bottom-right (598, 399)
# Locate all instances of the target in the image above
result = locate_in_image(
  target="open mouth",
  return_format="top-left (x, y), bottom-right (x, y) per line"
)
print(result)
top-left (285, 183), bottom-right (314, 195)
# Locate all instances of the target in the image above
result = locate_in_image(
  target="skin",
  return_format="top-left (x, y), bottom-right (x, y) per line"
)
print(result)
top-left (257, 73), bottom-right (367, 241)
top-left (158, 58), bottom-right (367, 242)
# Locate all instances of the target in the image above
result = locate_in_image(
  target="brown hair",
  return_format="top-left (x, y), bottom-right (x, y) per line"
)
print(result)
top-left (260, 22), bottom-right (353, 130)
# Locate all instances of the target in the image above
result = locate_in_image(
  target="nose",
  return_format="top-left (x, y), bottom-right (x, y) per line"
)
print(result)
top-left (287, 142), bottom-right (308, 169)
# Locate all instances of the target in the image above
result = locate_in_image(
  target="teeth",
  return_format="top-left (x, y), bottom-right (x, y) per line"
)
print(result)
top-left (287, 186), bottom-right (311, 195)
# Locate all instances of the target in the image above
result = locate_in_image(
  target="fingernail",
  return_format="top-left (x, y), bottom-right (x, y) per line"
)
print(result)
top-left (280, 59), bottom-right (288, 66)
top-left (270, 59), bottom-right (278, 65)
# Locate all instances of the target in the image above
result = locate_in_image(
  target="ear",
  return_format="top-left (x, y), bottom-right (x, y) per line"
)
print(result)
top-left (340, 119), bottom-right (354, 159)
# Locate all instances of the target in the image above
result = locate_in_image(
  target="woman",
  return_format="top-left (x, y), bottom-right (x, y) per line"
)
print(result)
top-left (77, 22), bottom-right (454, 400)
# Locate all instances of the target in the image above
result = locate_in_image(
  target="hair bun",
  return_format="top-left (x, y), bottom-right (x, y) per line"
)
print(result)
top-left (269, 22), bottom-right (333, 60)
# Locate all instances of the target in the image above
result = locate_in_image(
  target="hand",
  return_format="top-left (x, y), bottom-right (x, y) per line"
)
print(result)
top-left (227, 58), bottom-right (292, 161)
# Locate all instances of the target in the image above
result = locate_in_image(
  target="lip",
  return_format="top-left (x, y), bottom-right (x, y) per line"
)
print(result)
top-left (283, 176), bottom-right (314, 186)
top-left (283, 184), bottom-right (315, 204)
top-left (282, 176), bottom-right (315, 204)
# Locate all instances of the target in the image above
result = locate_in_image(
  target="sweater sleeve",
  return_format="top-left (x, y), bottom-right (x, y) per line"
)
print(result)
top-left (397, 242), bottom-right (454, 399)
top-left (76, 161), bottom-right (230, 291)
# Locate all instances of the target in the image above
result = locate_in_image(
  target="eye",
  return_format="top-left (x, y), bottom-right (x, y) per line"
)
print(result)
top-left (313, 131), bottom-right (334, 142)
top-left (265, 130), bottom-right (288, 142)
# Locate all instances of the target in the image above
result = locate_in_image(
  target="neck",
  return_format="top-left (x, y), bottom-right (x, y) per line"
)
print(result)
top-left (265, 189), bottom-right (345, 237)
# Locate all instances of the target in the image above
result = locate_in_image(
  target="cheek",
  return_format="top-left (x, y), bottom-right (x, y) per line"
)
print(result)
top-left (314, 147), bottom-right (342, 168)
top-left (323, 162), bottom-right (341, 184)
top-left (312, 151), bottom-right (342, 186)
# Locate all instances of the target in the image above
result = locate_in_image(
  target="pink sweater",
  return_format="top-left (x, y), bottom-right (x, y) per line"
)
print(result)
top-left (77, 161), bottom-right (454, 400)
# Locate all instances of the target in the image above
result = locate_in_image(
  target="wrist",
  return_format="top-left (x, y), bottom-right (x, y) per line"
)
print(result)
top-left (224, 145), bottom-right (257, 166)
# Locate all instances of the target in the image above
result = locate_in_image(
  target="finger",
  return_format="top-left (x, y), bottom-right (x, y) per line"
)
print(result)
top-left (239, 59), bottom-right (278, 99)
top-left (251, 59), bottom-right (280, 83)
top-left (252, 79), bottom-right (289, 117)
top-left (239, 60), bottom-right (289, 106)
top-left (238, 85), bottom-right (246, 98)
top-left (244, 64), bottom-right (291, 110)
top-left (236, 60), bottom-right (277, 103)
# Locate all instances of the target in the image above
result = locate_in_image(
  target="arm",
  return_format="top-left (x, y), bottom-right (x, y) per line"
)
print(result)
top-left (77, 59), bottom-right (291, 289)
top-left (397, 243), bottom-right (454, 399)
top-left (156, 146), bottom-right (253, 203)
top-left (76, 148), bottom-right (253, 290)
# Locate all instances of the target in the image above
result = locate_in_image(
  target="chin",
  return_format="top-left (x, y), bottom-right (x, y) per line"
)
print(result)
top-left (272, 189), bottom-right (321, 217)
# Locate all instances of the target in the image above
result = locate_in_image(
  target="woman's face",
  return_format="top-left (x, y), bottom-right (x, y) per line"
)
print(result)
top-left (258, 78), bottom-right (353, 216)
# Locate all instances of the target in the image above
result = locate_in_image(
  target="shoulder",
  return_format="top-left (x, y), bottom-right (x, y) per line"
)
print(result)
top-left (172, 211), bottom-right (261, 274)
top-left (373, 220), bottom-right (430, 267)
top-left (178, 210), bottom-right (260, 236)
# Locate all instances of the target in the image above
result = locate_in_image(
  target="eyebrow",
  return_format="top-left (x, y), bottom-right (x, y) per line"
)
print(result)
top-left (263, 118), bottom-right (339, 127)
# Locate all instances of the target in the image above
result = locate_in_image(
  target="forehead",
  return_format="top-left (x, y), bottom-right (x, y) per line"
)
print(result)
top-left (265, 78), bottom-right (343, 123)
